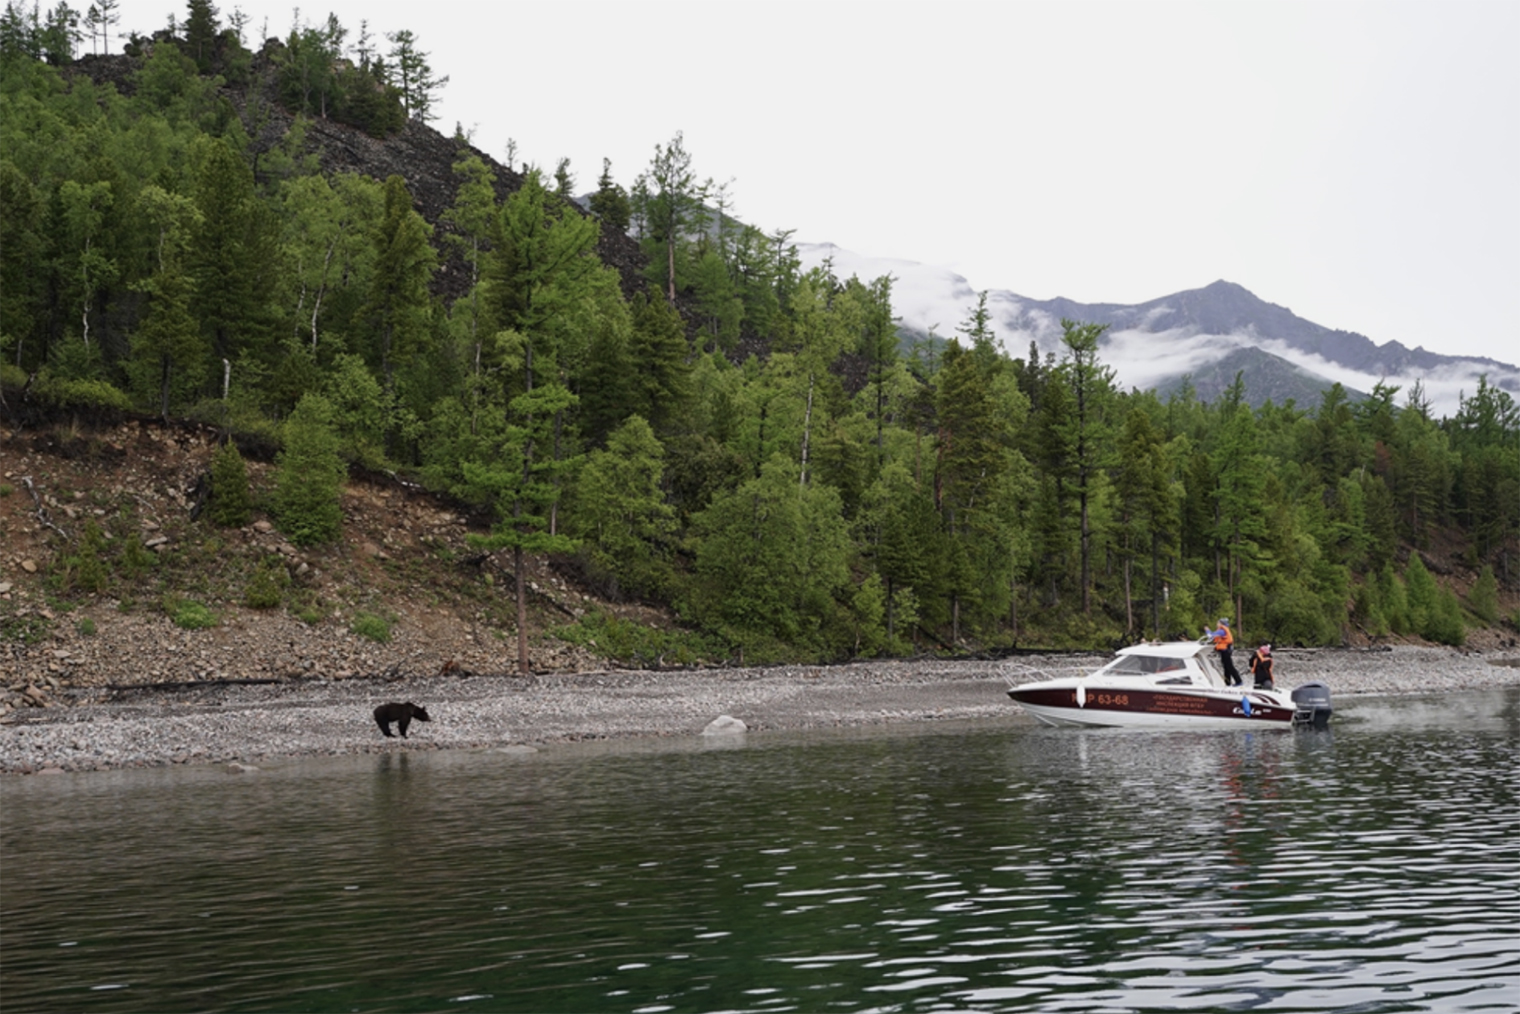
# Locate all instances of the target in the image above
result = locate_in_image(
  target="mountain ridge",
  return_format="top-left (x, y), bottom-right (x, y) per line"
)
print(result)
top-left (797, 244), bottom-right (1519, 412)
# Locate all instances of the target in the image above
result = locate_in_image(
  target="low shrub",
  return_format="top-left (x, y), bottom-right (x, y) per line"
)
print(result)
top-left (34, 376), bottom-right (133, 412)
top-left (207, 440), bottom-right (253, 528)
top-left (244, 557), bottom-right (289, 610)
top-left (167, 598), bottom-right (218, 630)
top-left (350, 612), bottom-right (391, 642)
top-left (118, 534), bottom-right (156, 577)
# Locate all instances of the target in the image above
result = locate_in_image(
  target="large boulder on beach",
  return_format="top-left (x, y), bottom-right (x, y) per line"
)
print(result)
top-left (702, 715), bottom-right (747, 736)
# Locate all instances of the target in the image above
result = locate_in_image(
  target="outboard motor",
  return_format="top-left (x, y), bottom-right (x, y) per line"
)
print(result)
top-left (1291, 681), bottom-right (1333, 729)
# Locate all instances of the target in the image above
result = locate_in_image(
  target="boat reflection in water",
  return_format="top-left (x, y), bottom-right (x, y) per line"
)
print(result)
top-left (1006, 640), bottom-right (1332, 729)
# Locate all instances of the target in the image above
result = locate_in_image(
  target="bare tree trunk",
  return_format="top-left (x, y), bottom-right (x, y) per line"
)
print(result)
top-left (1080, 485), bottom-right (1091, 616)
top-left (667, 233), bottom-right (676, 303)
top-left (1009, 575), bottom-right (1018, 638)
top-left (1124, 553), bottom-right (1133, 634)
top-left (515, 545), bottom-right (528, 675)
top-left (514, 343), bottom-right (536, 676)
top-left (159, 358), bottom-right (171, 423)
top-left (800, 374), bottom-right (814, 487)
top-left (1150, 531), bottom-right (1161, 638)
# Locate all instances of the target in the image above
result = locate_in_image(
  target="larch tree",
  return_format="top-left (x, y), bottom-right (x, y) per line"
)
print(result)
top-left (128, 260), bottom-right (204, 420)
top-left (934, 331), bottom-right (1017, 645)
top-left (358, 174), bottom-right (435, 404)
top-left (1211, 388), bottom-right (1268, 638)
top-left (566, 414), bottom-right (677, 600)
top-left (1115, 406), bottom-right (1172, 636)
top-left (385, 29), bottom-right (447, 122)
top-left (273, 392), bottom-right (347, 547)
top-left (188, 136), bottom-right (276, 375)
top-left (633, 132), bottom-right (708, 303)
top-left (1056, 319), bottom-right (1115, 617)
top-left (692, 457), bottom-right (852, 656)
top-left (588, 157), bottom-right (630, 234)
top-left (470, 169), bottom-right (600, 674)
top-left (183, 0), bottom-right (219, 72)
top-left (441, 154), bottom-right (498, 394)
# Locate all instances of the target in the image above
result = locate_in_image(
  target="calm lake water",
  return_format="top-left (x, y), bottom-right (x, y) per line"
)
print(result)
top-left (3, 689), bottom-right (1517, 1013)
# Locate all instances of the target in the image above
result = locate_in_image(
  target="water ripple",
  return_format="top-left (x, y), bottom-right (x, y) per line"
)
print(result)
top-left (2, 690), bottom-right (1517, 1012)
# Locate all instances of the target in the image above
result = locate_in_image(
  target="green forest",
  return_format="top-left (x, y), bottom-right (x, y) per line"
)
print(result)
top-left (3, 2), bottom-right (1518, 666)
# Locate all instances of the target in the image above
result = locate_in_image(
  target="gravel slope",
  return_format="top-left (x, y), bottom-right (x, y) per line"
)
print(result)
top-left (3, 645), bottom-right (1518, 774)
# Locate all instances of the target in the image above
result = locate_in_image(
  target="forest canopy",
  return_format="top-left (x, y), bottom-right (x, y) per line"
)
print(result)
top-left (2, 1), bottom-right (1517, 664)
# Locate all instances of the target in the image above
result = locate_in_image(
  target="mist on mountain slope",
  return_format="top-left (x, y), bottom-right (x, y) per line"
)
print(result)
top-left (799, 243), bottom-right (1518, 415)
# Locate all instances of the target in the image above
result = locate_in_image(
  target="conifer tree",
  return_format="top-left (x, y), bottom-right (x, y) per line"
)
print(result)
top-left (625, 291), bottom-right (691, 434)
top-left (1116, 406), bottom-right (1172, 636)
top-left (588, 157), bottom-right (630, 234)
top-left (692, 457), bottom-right (851, 655)
top-left (189, 137), bottom-right (275, 374)
top-left (633, 132), bottom-right (709, 303)
top-left (0, 161), bottom-right (44, 366)
top-left (463, 379), bottom-right (580, 674)
top-left (690, 249), bottom-right (741, 353)
top-left (1212, 385), bottom-right (1267, 637)
top-left (469, 170), bottom-right (602, 673)
top-left (484, 169), bottom-right (599, 344)
top-left (273, 393), bottom-right (346, 546)
top-left (128, 265), bottom-right (204, 420)
top-left (441, 155), bottom-right (497, 386)
top-left (359, 174), bottom-right (435, 401)
top-left (1375, 561), bottom-right (1411, 634)
top-left (1391, 386), bottom-right (1452, 546)
top-left (567, 414), bottom-right (676, 600)
top-left (1403, 551), bottom-right (1437, 636)
top-left (553, 157), bottom-right (575, 200)
top-left (207, 439), bottom-right (252, 528)
top-left (934, 331), bottom-right (1018, 643)
top-left (1469, 564), bottom-right (1500, 624)
top-left (385, 29), bottom-right (447, 122)
top-left (1057, 319), bottom-right (1114, 616)
top-left (183, 0), bottom-right (219, 72)
top-left (860, 461), bottom-right (941, 647)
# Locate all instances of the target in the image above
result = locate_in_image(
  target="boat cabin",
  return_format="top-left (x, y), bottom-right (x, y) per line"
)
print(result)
top-left (1093, 642), bottom-right (1229, 688)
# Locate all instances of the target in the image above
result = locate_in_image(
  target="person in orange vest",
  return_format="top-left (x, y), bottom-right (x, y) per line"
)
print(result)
top-left (1249, 644), bottom-right (1274, 689)
top-left (1204, 618), bottom-right (1242, 686)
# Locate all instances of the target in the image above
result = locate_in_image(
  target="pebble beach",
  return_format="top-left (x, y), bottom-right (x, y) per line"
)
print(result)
top-left (2, 644), bottom-right (1518, 775)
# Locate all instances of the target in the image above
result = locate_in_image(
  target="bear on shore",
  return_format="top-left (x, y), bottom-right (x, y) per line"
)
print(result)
top-left (374, 702), bottom-right (431, 738)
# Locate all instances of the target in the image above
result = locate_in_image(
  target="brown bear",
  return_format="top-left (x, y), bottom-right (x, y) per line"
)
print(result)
top-left (373, 702), bottom-right (431, 738)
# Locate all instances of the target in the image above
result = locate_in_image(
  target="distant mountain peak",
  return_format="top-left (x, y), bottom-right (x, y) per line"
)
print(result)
top-left (796, 242), bottom-right (1519, 415)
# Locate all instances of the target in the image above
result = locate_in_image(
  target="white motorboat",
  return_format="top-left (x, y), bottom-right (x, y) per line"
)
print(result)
top-left (1005, 640), bottom-right (1332, 729)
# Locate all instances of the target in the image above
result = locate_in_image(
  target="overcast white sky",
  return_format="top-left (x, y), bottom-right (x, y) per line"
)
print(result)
top-left (136, 0), bottom-right (1520, 365)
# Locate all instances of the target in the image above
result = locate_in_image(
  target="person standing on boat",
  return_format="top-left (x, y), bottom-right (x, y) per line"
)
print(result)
top-left (1249, 644), bottom-right (1274, 689)
top-left (1205, 618), bottom-right (1242, 686)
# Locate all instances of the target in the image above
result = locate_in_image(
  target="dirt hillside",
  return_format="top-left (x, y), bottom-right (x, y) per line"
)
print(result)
top-left (0, 419), bottom-right (678, 716)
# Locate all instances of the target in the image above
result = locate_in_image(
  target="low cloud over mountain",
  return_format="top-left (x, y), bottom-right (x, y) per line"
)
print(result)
top-left (800, 244), bottom-right (1518, 415)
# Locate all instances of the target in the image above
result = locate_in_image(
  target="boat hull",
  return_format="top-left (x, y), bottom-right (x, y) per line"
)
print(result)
top-left (1008, 685), bottom-right (1296, 729)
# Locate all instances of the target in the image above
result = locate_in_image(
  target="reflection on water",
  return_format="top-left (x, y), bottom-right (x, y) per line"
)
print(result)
top-left (3, 689), bottom-right (1517, 1013)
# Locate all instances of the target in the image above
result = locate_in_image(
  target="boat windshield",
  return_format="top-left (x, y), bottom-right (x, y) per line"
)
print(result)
top-left (1106, 654), bottom-right (1190, 676)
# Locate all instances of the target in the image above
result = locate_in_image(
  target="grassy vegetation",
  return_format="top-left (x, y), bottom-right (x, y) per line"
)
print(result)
top-left (553, 610), bottom-right (721, 668)
top-left (350, 611), bottom-right (393, 642)
top-left (166, 597), bottom-right (218, 630)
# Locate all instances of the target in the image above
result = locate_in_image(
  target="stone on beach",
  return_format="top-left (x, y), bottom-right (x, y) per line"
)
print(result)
top-left (702, 715), bottom-right (748, 737)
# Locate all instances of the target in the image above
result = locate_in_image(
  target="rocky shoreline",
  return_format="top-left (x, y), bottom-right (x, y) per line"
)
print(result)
top-left (2, 645), bottom-right (1518, 775)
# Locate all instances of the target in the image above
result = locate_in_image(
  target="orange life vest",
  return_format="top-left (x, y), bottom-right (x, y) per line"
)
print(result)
top-left (1212, 627), bottom-right (1233, 651)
